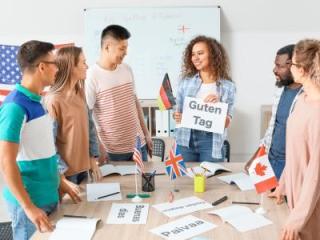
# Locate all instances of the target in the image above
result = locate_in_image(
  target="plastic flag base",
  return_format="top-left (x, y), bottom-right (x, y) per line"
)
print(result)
top-left (255, 207), bottom-right (266, 215)
top-left (131, 195), bottom-right (142, 203)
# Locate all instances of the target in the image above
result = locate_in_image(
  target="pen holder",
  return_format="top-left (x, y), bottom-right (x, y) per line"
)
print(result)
top-left (142, 173), bottom-right (155, 192)
top-left (194, 174), bottom-right (206, 193)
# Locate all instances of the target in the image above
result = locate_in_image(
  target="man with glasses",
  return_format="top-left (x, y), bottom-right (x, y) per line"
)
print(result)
top-left (0, 40), bottom-right (61, 239)
top-left (245, 44), bottom-right (302, 180)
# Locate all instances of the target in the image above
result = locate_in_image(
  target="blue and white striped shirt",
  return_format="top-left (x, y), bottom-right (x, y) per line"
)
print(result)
top-left (175, 73), bottom-right (236, 159)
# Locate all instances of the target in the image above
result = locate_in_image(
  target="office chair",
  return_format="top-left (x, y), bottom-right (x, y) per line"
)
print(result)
top-left (0, 222), bottom-right (12, 240)
top-left (152, 138), bottom-right (165, 162)
top-left (224, 140), bottom-right (231, 162)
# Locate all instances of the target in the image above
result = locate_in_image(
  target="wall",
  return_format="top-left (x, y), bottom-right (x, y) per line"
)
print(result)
top-left (1, 0), bottom-right (320, 161)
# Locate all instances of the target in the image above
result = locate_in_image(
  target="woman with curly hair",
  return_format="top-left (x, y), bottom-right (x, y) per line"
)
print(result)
top-left (173, 36), bottom-right (236, 162)
top-left (269, 39), bottom-right (320, 240)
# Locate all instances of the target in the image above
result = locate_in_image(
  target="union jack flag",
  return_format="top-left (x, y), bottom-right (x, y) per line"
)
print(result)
top-left (133, 136), bottom-right (144, 173)
top-left (165, 141), bottom-right (187, 180)
top-left (0, 44), bottom-right (21, 105)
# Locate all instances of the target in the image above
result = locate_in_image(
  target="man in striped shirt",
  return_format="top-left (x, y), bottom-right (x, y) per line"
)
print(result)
top-left (85, 25), bottom-right (152, 162)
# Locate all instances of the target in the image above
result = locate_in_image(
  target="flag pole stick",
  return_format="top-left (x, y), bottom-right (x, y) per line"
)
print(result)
top-left (255, 193), bottom-right (266, 215)
top-left (173, 178), bottom-right (179, 192)
top-left (132, 164), bottom-right (142, 203)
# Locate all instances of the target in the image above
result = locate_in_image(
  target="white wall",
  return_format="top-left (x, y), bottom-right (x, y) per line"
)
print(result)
top-left (1, 0), bottom-right (320, 161)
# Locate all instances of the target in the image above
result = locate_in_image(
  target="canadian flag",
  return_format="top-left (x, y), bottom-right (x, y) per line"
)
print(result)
top-left (248, 146), bottom-right (278, 194)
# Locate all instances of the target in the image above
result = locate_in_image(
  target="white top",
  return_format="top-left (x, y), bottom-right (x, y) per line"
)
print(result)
top-left (196, 83), bottom-right (217, 99)
top-left (85, 63), bottom-right (145, 153)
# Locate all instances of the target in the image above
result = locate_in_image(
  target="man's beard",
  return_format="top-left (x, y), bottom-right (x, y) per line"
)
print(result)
top-left (275, 75), bottom-right (294, 87)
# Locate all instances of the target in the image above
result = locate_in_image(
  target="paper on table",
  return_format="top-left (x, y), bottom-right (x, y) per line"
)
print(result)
top-left (107, 203), bottom-right (149, 224)
top-left (86, 183), bottom-right (121, 202)
top-left (153, 196), bottom-right (212, 218)
top-left (49, 217), bottom-right (100, 240)
top-left (208, 205), bottom-right (272, 232)
top-left (217, 172), bottom-right (255, 191)
top-left (150, 215), bottom-right (216, 240)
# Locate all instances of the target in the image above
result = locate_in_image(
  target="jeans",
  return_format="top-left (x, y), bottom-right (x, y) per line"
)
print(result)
top-left (178, 129), bottom-right (224, 162)
top-left (6, 201), bottom-right (57, 240)
top-left (107, 145), bottom-right (148, 161)
top-left (66, 171), bottom-right (88, 185)
top-left (269, 159), bottom-right (285, 180)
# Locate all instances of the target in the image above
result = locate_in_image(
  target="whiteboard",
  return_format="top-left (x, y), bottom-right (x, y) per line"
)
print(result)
top-left (84, 7), bottom-right (220, 99)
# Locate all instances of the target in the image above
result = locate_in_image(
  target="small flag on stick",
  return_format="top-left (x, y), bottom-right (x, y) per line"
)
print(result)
top-left (248, 146), bottom-right (278, 194)
top-left (157, 73), bottom-right (176, 111)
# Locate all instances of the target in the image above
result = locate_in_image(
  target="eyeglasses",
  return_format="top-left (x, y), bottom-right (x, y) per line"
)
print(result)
top-left (291, 62), bottom-right (301, 67)
top-left (34, 60), bottom-right (57, 67)
top-left (41, 60), bottom-right (57, 66)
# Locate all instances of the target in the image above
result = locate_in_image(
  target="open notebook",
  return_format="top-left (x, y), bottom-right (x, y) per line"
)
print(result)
top-left (99, 164), bottom-right (137, 176)
top-left (49, 217), bottom-right (101, 240)
top-left (217, 172), bottom-right (254, 191)
top-left (208, 205), bottom-right (272, 232)
top-left (186, 162), bottom-right (231, 178)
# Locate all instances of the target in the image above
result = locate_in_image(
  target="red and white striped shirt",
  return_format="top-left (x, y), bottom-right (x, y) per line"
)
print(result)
top-left (85, 63), bottom-right (145, 153)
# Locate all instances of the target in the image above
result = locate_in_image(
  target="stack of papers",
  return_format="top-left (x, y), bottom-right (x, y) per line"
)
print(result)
top-left (208, 205), bottom-right (272, 232)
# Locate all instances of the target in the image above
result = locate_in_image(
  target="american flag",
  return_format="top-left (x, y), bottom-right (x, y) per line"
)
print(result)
top-left (0, 44), bottom-right (21, 104)
top-left (165, 141), bottom-right (187, 180)
top-left (133, 136), bottom-right (145, 173)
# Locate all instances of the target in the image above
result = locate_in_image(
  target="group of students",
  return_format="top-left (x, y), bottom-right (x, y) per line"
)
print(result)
top-left (0, 23), bottom-right (319, 240)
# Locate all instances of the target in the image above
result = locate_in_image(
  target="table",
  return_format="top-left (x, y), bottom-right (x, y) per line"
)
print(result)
top-left (32, 162), bottom-right (289, 240)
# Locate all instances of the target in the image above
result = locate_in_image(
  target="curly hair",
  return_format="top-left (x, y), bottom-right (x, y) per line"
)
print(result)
top-left (181, 35), bottom-right (231, 81)
top-left (294, 39), bottom-right (320, 86)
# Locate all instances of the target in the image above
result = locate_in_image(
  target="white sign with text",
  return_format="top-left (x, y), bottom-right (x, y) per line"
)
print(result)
top-left (153, 196), bottom-right (212, 218)
top-left (106, 203), bottom-right (149, 224)
top-left (150, 215), bottom-right (216, 240)
top-left (180, 97), bottom-right (228, 134)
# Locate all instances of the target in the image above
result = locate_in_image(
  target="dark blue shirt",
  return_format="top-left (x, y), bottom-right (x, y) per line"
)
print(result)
top-left (268, 86), bottom-right (301, 162)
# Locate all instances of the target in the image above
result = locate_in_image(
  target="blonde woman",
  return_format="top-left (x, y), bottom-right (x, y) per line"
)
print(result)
top-left (45, 47), bottom-right (102, 193)
top-left (269, 39), bottom-right (320, 240)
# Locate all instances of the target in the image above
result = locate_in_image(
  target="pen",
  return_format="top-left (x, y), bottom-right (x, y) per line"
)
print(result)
top-left (96, 191), bottom-right (120, 200)
top-left (212, 196), bottom-right (228, 206)
top-left (63, 214), bottom-right (87, 218)
top-left (232, 201), bottom-right (260, 205)
top-left (155, 173), bottom-right (166, 176)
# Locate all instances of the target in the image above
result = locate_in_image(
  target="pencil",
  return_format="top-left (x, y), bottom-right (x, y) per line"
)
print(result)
top-left (96, 191), bottom-right (120, 200)
top-left (232, 201), bottom-right (260, 205)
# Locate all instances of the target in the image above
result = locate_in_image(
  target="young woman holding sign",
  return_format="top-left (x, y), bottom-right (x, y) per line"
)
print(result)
top-left (173, 36), bottom-right (236, 162)
top-left (269, 39), bottom-right (320, 240)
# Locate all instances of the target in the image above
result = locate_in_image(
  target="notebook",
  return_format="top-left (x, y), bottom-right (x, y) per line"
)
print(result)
top-left (208, 205), bottom-right (272, 232)
top-left (99, 164), bottom-right (137, 176)
top-left (217, 172), bottom-right (255, 191)
top-left (186, 162), bottom-right (231, 178)
top-left (49, 217), bottom-right (101, 240)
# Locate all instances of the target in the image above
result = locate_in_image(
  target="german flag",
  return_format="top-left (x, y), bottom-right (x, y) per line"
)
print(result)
top-left (157, 73), bottom-right (176, 111)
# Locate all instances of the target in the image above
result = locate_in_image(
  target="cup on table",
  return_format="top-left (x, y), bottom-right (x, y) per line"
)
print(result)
top-left (142, 172), bottom-right (155, 192)
top-left (194, 174), bottom-right (206, 193)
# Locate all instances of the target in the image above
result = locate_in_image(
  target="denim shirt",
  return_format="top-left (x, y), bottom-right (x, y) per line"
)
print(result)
top-left (175, 73), bottom-right (236, 159)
